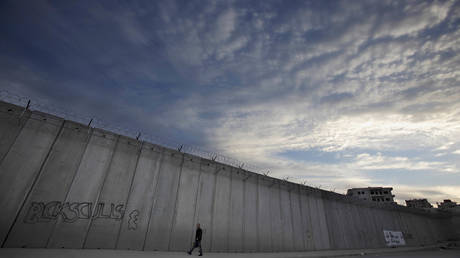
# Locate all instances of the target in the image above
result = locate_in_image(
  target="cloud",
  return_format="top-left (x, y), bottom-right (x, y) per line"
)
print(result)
top-left (373, 0), bottom-right (453, 39)
top-left (1, 0), bottom-right (459, 205)
top-left (215, 8), bottom-right (237, 42)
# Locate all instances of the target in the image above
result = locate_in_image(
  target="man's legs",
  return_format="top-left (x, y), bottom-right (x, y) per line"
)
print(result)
top-left (198, 240), bottom-right (202, 255)
top-left (188, 241), bottom-right (198, 255)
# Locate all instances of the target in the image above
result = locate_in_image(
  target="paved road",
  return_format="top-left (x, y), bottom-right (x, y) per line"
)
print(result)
top-left (0, 247), bottom-right (459, 258)
top-left (354, 248), bottom-right (460, 258)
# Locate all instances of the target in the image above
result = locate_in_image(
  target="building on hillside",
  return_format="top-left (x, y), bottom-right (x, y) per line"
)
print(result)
top-left (346, 187), bottom-right (395, 203)
top-left (405, 198), bottom-right (433, 209)
top-left (438, 199), bottom-right (459, 210)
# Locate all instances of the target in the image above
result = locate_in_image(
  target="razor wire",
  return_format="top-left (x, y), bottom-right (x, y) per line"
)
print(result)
top-left (0, 89), bottom-right (263, 173)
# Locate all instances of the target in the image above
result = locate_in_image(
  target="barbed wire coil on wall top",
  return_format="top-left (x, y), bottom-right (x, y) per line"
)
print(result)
top-left (0, 89), bottom-right (265, 175)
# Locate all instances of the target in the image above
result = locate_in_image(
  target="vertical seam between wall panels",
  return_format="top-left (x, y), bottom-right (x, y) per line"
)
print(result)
top-left (270, 182), bottom-right (275, 252)
top-left (397, 211), bottom-right (408, 246)
top-left (141, 148), bottom-right (165, 251)
top-left (361, 205), bottom-right (370, 248)
top-left (255, 175), bottom-right (260, 252)
top-left (375, 207), bottom-right (386, 247)
top-left (190, 162), bottom-right (202, 248)
top-left (0, 112), bottom-right (30, 164)
top-left (369, 207), bottom-right (380, 247)
top-left (267, 180), bottom-right (272, 252)
top-left (353, 205), bottom-right (364, 248)
top-left (276, 183), bottom-right (281, 252)
top-left (341, 202), bottom-right (349, 249)
top-left (345, 203), bottom-right (354, 248)
top-left (347, 203), bottom-right (355, 249)
top-left (114, 141), bottom-right (144, 249)
top-left (1, 118), bottom-right (65, 248)
top-left (356, 205), bottom-right (364, 248)
top-left (226, 169), bottom-right (232, 251)
top-left (167, 153), bottom-right (185, 251)
top-left (361, 207), bottom-right (371, 248)
top-left (369, 208), bottom-right (379, 248)
top-left (324, 199), bottom-right (335, 250)
top-left (308, 191), bottom-right (319, 250)
top-left (82, 135), bottom-right (121, 249)
top-left (338, 201), bottom-right (345, 249)
top-left (353, 204), bottom-right (359, 247)
top-left (241, 175), bottom-right (246, 252)
top-left (320, 198), bottom-right (329, 250)
top-left (343, 202), bottom-right (351, 248)
top-left (208, 166), bottom-right (219, 251)
top-left (288, 188), bottom-right (296, 251)
top-left (45, 127), bottom-right (93, 248)
top-left (296, 186), bottom-right (306, 250)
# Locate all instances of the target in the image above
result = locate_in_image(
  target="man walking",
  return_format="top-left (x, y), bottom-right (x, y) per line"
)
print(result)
top-left (187, 223), bottom-right (203, 256)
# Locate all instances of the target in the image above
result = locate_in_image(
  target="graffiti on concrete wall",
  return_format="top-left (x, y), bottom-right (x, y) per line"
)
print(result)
top-left (23, 201), bottom-right (138, 229)
top-left (128, 210), bottom-right (139, 230)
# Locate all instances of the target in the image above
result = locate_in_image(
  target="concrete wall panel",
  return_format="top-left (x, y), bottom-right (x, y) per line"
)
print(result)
top-left (425, 216), bottom-right (438, 244)
top-left (193, 160), bottom-right (216, 252)
top-left (228, 168), bottom-right (244, 252)
top-left (257, 177), bottom-right (272, 252)
top-left (429, 218), bottom-right (442, 242)
top-left (47, 130), bottom-right (118, 248)
top-left (415, 214), bottom-right (430, 245)
top-left (298, 188), bottom-right (315, 250)
top-left (326, 200), bottom-right (347, 249)
top-left (449, 215), bottom-right (460, 241)
top-left (144, 150), bottom-right (183, 251)
top-left (84, 137), bottom-right (142, 249)
top-left (242, 175), bottom-right (257, 252)
top-left (408, 214), bottom-right (424, 245)
top-left (116, 144), bottom-right (164, 250)
top-left (398, 212), bottom-right (415, 246)
top-left (210, 166), bottom-right (231, 251)
top-left (279, 184), bottom-right (294, 251)
top-left (382, 210), bottom-right (398, 233)
top-left (407, 213), bottom-right (423, 245)
top-left (356, 206), bottom-right (373, 248)
top-left (361, 206), bottom-right (380, 248)
top-left (343, 201), bottom-right (357, 249)
top-left (314, 196), bottom-right (331, 250)
top-left (269, 183), bottom-right (282, 252)
top-left (289, 186), bottom-right (304, 251)
top-left (4, 121), bottom-right (90, 248)
top-left (0, 112), bottom-right (63, 246)
top-left (169, 155), bottom-right (201, 251)
top-left (421, 216), bottom-right (435, 244)
top-left (324, 200), bottom-right (348, 249)
top-left (350, 202), bottom-right (366, 249)
top-left (368, 207), bottom-right (384, 247)
top-left (379, 208), bottom-right (392, 247)
top-left (0, 103), bottom-right (30, 161)
top-left (390, 210), bottom-right (404, 240)
top-left (353, 204), bottom-right (369, 248)
top-left (344, 203), bottom-right (361, 249)
top-left (431, 218), bottom-right (442, 241)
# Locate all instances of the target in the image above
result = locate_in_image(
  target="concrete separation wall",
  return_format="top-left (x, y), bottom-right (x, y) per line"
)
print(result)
top-left (0, 100), bottom-right (455, 252)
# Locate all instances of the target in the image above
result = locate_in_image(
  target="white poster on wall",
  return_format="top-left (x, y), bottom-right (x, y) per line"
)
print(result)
top-left (383, 230), bottom-right (406, 246)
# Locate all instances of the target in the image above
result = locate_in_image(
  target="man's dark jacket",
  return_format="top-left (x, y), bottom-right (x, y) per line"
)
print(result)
top-left (195, 228), bottom-right (202, 241)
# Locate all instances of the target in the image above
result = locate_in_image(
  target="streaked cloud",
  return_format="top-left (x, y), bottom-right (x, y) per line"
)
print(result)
top-left (1, 0), bottom-right (459, 205)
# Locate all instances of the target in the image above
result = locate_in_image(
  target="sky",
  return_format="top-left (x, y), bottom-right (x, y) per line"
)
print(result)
top-left (1, 0), bottom-right (459, 205)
